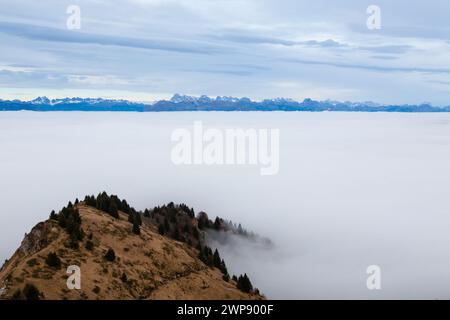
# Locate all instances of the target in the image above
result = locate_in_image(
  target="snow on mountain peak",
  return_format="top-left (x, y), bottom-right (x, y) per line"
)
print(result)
top-left (31, 96), bottom-right (50, 104)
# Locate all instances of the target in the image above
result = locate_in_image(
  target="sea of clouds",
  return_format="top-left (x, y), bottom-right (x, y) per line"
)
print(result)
top-left (1, 111), bottom-right (450, 299)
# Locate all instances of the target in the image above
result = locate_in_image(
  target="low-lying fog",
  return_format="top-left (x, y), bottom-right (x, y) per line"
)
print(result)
top-left (1, 111), bottom-right (450, 299)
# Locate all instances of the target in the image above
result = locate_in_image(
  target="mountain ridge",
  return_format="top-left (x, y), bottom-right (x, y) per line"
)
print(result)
top-left (0, 193), bottom-right (264, 300)
top-left (1, 94), bottom-right (449, 112)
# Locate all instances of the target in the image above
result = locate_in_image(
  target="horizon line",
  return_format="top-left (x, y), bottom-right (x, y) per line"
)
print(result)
top-left (0, 94), bottom-right (446, 108)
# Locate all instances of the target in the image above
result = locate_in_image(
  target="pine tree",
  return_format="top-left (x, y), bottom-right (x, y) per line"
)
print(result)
top-left (198, 248), bottom-right (206, 262)
top-left (214, 217), bottom-right (221, 230)
top-left (213, 249), bottom-right (222, 268)
top-left (108, 200), bottom-right (119, 218)
top-left (49, 210), bottom-right (58, 220)
top-left (45, 252), bottom-right (61, 269)
top-left (237, 273), bottom-right (253, 293)
top-left (220, 259), bottom-right (228, 275)
top-left (132, 219), bottom-right (140, 235)
top-left (172, 227), bottom-right (180, 240)
top-left (85, 240), bottom-right (94, 251)
top-left (68, 233), bottom-right (80, 249)
top-left (164, 217), bottom-right (170, 232)
top-left (193, 227), bottom-right (200, 240)
top-left (120, 199), bottom-right (131, 214)
top-left (197, 212), bottom-right (209, 230)
top-left (202, 246), bottom-right (214, 267)
top-left (58, 211), bottom-right (67, 228)
top-left (23, 284), bottom-right (40, 300)
top-left (84, 195), bottom-right (97, 207)
top-left (135, 212), bottom-right (142, 225)
top-left (158, 224), bottom-right (165, 235)
top-left (11, 289), bottom-right (22, 300)
top-left (58, 206), bottom-right (84, 246)
top-left (104, 248), bottom-right (116, 262)
top-left (96, 192), bottom-right (109, 212)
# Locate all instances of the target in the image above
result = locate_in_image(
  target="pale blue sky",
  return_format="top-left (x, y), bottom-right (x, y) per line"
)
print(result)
top-left (0, 0), bottom-right (450, 105)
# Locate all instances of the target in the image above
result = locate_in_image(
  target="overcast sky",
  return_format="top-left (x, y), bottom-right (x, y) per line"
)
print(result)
top-left (0, 0), bottom-right (450, 105)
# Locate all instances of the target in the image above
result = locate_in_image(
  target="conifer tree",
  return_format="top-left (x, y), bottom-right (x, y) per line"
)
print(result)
top-left (172, 227), bottom-right (180, 240)
top-left (213, 249), bottom-right (222, 268)
top-left (45, 252), bottom-right (61, 269)
top-left (104, 248), bottom-right (116, 262)
top-left (158, 223), bottom-right (165, 235)
top-left (135, 212), bottom-right (142, 226)
top-left (108, 200), bottom-right (119, 218)
top-left (49, 210), bottom-right (58, 220)
top-left (23, 284), bottom-right (40, 300)
top-left (164, 217), bottom-right (170, 232)
top-left (85, 240), bottom-right (94, 251)
top-left (237, 273), bottom-right (253, 293)
top-left (220, 259), bottom-right (228, 276)
top-left (214, 217), bottom-right (221, 230)
top-left (132, 219), bottom-right (140, 235)
top-left (193, 227), bottom-right (200, 240)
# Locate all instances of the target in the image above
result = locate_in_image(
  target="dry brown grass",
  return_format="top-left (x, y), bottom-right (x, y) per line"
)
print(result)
top-left (0, 204), bottom-right (263, 300)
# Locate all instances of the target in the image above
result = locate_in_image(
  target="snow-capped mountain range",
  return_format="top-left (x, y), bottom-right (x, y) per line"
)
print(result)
top-left (29, 96), bottom-right (136, 105)
top-left (0, 94), bottom-right (449, 112)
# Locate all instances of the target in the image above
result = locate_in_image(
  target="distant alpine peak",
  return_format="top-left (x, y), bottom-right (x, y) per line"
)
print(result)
top-left (168, 94), bottom-right (322, 105)
top-left (170, 94), bottom-right (198, 103)
top-left (28, 97), bottom-right (136, 105)
top-left (263, 97), bottom-right (296, 104)
top-left (170, 94), bottom-right (251, 104)
top-left (31, 96), bottom-right (50, 104)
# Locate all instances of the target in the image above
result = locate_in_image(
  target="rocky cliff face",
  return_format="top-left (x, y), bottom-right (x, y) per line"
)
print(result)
top-left (18, 222), bottom-right (59, 257)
